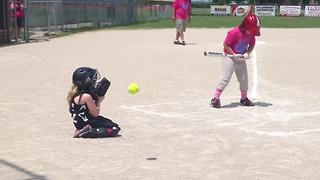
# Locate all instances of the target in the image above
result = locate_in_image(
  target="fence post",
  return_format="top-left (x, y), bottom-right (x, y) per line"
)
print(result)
top-left (23, 0), bottom-right (28, 42)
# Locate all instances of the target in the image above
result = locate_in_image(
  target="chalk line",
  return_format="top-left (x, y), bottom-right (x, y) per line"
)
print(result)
top-left (251, 50), bottom-right (258, 99)
top-left (122, 96), bottom-right (238, 109)
top-left (238, 127), bottom-right (320, 137)
top-left (0, 52), bottom-right (36, 59)
top-left (122, 105), bottom-right (178, 118)
top-left (0, 102), bottom-right (28, 105)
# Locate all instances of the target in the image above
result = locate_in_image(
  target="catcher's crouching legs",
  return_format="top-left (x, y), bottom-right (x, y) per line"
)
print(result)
top-left (79, 116), bottom-right (121, 138)
top-left (79, 126), bottom-right (120, 138)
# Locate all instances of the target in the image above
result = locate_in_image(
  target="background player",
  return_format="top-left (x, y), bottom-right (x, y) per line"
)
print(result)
top-left (172, 0), bottom-right (191, 45)
top-left (9, 0), bottom-right (24, 40)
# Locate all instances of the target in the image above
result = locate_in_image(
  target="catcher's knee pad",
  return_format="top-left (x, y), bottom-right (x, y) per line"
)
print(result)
top-left (80, 126), bottom-right (120, 138)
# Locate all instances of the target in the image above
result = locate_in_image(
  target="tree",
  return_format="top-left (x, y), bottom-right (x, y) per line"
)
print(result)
top-left (290, 0), bottom-right (301, 4)
top-left (308, 0), bottom-right (316, 5)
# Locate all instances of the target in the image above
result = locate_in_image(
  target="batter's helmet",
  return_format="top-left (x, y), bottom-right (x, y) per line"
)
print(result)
top-left (241, 13), bottom-right (261, 36)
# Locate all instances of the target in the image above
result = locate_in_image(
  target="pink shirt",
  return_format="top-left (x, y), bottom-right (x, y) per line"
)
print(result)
top-left (16, 5), bottom-right (24, 18)
top-left (224, 27), bottom-right (256, 54)
top-left (9, 1), bottom-right (24, 18)
top-left (172, 0), bottom-right (191, 20)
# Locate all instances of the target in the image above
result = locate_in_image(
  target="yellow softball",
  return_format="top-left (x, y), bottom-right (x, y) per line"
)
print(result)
top-left (128, 83), bottom-right (139, 95)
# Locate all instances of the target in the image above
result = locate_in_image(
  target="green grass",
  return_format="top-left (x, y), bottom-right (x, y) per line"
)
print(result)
top-left (258, 16), bottom-right (320, 28)
top-left (121, 16), bottom-right (320, 29)
top-left (53, 15), bottom-right (320, 38)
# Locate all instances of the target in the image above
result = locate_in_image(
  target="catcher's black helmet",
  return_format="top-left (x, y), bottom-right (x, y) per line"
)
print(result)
top-left (72, 67), bottom-right (100, 90)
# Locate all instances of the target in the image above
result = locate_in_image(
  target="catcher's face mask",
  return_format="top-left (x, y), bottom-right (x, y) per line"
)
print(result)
top-left (92, 70), bottom-right (101, 88)
top-left (92, 70), bottom-right (101, 82)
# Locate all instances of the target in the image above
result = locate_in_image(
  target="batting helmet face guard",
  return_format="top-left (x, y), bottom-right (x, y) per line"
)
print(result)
top-left (72, 67), bottom-right (100, 90)
top-left (242, 13), bottom-right (261, 36)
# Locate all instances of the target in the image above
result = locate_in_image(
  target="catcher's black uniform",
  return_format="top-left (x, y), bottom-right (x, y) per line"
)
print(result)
top-left (69, 92), bottom-right (120, 138)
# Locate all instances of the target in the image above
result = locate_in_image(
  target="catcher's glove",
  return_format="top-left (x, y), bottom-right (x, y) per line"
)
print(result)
top-left (95, 77), bottom-right (111, 97)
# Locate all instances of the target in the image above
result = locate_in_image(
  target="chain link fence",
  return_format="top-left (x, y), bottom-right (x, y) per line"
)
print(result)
top-left (0, 0), bottom-right (10, 44)
top-left (0, 0), bottom-right (172, 44)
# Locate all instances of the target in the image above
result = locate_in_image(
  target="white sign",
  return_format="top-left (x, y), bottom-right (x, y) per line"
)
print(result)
top-left (210, 5), bottom-right (231, 16)
top-left (233, 5), bottom-right (250, 16)
top-left (280, 6), bottom-right (301, 16)
top-left (255, 5), bottom-right (275, 16)
top-left (305, 6), bottom-right (320, 16)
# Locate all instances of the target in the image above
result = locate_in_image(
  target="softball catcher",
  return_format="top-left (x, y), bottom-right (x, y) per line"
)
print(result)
top-left (67, 67), bottom-right (120, 138)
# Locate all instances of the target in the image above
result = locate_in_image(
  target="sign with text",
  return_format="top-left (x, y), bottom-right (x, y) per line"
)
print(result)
top-left (233, 5), bottom-right (250, 16)
top-left (255, 5), bottom-right (276, 16)
top-left (280, 6), bottom-right (301, 16)
top-left (305, 6), bottom-right (320, 16)
top-left (210, 5), bottom-right (231, 16)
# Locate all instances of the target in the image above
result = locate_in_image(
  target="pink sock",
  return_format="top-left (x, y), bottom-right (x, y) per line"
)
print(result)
top-left (214, 88), bottom-right (222, 99)
top-left (241, 91), bottom-right (247, 99)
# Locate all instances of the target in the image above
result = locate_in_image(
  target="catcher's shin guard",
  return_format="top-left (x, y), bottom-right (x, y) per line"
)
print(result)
top-left (79, 126), bottom-right (120, 138)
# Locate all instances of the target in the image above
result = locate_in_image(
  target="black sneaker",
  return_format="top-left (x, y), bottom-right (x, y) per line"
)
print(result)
top-left (173, 40), bottom-right (181, 45)
top-left (210, 98), bottom-right (221, 108)
top-left (79, 127), bottom-right (121, 138)
top-left (181, 41), bottom-right (186, 45)
top-left (240, 98), bottom-right (254, 106)
top-left (73, 125), bottom-right (92, 138)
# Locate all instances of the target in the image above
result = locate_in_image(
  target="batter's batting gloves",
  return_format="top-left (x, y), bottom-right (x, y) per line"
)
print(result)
top-left (243, 53), bottom-right (250, 59)
top-left (234, 54), bottom-right (245, 62)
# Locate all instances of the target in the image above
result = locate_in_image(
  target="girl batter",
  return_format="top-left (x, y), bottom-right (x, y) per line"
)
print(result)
top-left (211, 13), bottom-right (261, 108)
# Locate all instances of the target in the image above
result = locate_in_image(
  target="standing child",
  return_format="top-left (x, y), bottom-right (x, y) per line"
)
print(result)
top-left (172, 0), bottom-right (191, 45)
top-left (67, 67), bottom-right (120, 138)
top-left (9, 0), bottom-right (24, 40)
top-left (210, 13), bottom-right (261, 108)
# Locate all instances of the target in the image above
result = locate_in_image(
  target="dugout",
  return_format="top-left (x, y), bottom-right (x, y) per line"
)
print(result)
top-left (0, 0), bottom-right (10, 44)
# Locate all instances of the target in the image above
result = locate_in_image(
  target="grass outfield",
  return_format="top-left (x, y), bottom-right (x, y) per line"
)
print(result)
top-left (120, 16), bottom-right (320, 29)
top-left (57, 16), bottom-right (320, 37)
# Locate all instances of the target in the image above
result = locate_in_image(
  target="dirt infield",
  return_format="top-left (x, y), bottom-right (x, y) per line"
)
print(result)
top-left (1, 28), bottom-right (320, 180)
